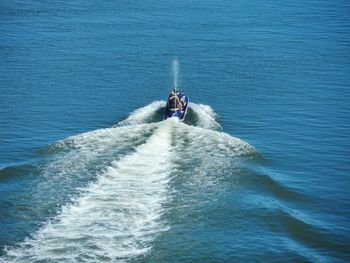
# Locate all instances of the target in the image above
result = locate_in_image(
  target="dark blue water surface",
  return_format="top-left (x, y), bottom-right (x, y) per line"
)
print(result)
top-left (1, 0), bottom-right (350, 262)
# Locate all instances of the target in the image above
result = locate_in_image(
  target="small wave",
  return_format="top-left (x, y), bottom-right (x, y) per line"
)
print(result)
top-left (259, 206), bottom-right (349, 261)
top-left (0, 164), bottom-right (35, 182)
top-left (256, 173), bottom-right (313, 203)
top-left (188, 103), bottom-right (222, 130)
top-left (116, 101), bottom-right (166, 127)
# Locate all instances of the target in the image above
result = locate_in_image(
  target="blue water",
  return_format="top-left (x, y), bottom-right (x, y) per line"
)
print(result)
top-left (1, 0), bottom-right (350, 262)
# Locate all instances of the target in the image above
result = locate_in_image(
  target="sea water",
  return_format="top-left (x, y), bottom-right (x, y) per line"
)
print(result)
top-left (1, 1), bottom-right (349, 262)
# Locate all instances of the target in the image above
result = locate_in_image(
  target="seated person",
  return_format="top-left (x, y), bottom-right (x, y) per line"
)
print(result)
top-left (168, 89), bottom-right (183, 112)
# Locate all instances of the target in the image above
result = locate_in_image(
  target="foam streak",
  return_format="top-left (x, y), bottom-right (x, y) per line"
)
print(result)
top-left (4, 121), bottom-right (174, 263)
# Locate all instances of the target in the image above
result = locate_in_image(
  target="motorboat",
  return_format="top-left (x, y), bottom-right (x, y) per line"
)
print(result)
top-left (163, 89), bottom-right (189, 121)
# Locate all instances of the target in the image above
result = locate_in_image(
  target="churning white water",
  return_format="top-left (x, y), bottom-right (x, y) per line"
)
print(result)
top-left (2, 102), bottom-right (255, 263)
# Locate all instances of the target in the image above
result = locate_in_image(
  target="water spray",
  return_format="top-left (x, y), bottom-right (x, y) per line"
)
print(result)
top-left (172, 59), bottom-right (180, 92)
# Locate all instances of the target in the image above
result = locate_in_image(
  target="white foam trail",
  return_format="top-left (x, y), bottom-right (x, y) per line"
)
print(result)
top-left (189, 103), bottom-right (222, 130)
top-left (170, 122), bottom-right (256, 193)
top-left (54, 123), bottom-right (157, 153)
top-left (4, 121), bottom-right (174, 263)
top-left (2, 101), bottom-right (257, 263)
top-left (117, 101), bottom-right (165, 127)
top-left (179, 122), bottom-right (255, 158)
top-left (39, 123), bottom-right (158, 191)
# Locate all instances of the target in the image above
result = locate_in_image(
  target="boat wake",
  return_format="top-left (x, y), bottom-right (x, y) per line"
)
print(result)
top-left (1, 102), bottom-right (256, 263)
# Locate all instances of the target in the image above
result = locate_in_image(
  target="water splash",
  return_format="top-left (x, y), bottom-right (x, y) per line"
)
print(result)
top-left (172, 59), bottom-right (180, 90)
top-left (116, 101), bottom-right (165, 127)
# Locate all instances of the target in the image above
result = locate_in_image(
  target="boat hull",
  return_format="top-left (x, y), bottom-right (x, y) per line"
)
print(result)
top-left (163, 96), bottom-right (189, 121)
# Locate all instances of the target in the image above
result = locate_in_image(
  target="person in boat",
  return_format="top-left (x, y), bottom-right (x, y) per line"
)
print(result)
top-left (167, 89), bottom-right (183, 112)
top-left (177, 91), bottom-right (187, 111)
